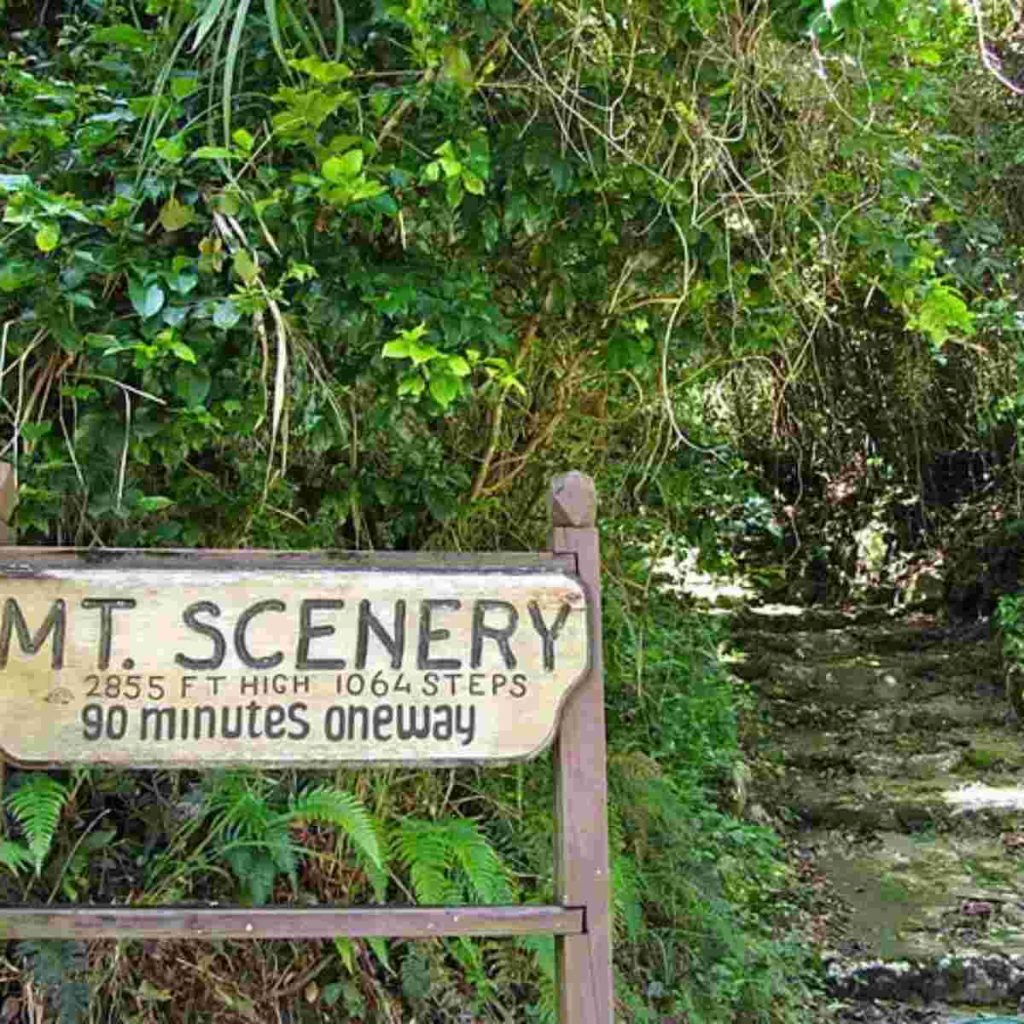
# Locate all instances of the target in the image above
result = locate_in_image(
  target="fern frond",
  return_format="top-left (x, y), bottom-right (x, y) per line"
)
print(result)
top-left (392, 821), bottom-right (458, 904)
top-left (445, 819), bottom-right (512, 904)
top-left (6, 775), bottom-right (69, 873)
top-left (289, 785), bottom-right (383, 870)
top-left (0, 840), bottom-right (33, 876)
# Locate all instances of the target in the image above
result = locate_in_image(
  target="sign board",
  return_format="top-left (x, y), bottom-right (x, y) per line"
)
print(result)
top-left (0, 554), bottom-right (589, 766)
top-left (0, 472), bottom-right (612, 1024)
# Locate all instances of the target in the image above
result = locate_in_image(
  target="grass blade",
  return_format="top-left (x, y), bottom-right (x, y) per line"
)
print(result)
top-left (191, 0), bottom-right (230, 53)
top-left (222, 0), bottom-right (253, 145)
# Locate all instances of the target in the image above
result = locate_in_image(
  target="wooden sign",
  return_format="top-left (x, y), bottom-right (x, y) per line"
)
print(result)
top-left (0, 471), bottom-right (612, 1024)
top-left (0, 553), bottom-right (589, 767)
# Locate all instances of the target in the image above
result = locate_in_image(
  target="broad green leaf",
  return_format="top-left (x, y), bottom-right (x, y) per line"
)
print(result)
top-left (446, 355), bottom-right (471, 377)
top-left (429, 373), bottom-right (460, 408)
top-left (442, 44), bottom-right (473, 90)
top-left (170, 75), bottom-right (200, 99)
top-left (129, 280), bottom-right (166, 319)
top-left (159, 197), bottom-right (195, 232)
top-left (213, 300), bottom-right (241, 329)
top-left (154, 136), bottom-right (186, 163)
top-left (34, 223), bottom-right (60, 253)
top-left (91, 24), bottom-right (150, 50)
top-left (233, 250), bottom-right (258, 283)
top-left (322, 149), bottom-right (364, 182)
top-left (462, 171), bottom-right (485, 196)
top-left (174, 364), bottom-right (212, 406)
top-left (232, 128), bottom-right (255, 152)
top-left (289, 56), bottom-right (353, 84)
top-left (397, 374), bottom-right (425, 397)
top-left (170, 340), bottom-right (197, 363)
top-left (382, 339), bottom-right (410, 359)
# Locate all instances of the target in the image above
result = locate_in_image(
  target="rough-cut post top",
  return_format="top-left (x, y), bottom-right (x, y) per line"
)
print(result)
top-left (548, 472), bottom-right (597, 529)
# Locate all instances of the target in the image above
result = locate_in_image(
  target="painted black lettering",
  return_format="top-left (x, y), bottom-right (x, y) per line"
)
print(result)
top-left (324, 705), bottom-right (345, 741)
top-left (287, 702), bottom-right (310, 739)
top-left (296, 599), bottom-right (346, 670)
top-left (246, 700), bottom-right (263, 737)
top-left (470, 600), bottom-right (518, 669)
top-left (221, 705), bottom-right (243, 739)
top-left (527, 600), bottom-right (572, 670)
top-left (356, 599), bottom-right (405, 669)
top-left (235, 600), bottom-right (285, 669)
top-left (347, 705), bottom-right (369, 741)
top-left (193, 705), bottom-right (216, 739)
top-left (455, 705), bottom-right (476, 746)
top-left (140, 705), bottom-right (176, 741)
top-left (0, 598), bottom-right (65, 669)
top-left (175, 601), bottom-right (225, 670)
top-left (81, 703), bottom-right (102, 741)
top-left (265, 704), bottom-right (286, 739)
top-left (416, 599), bottom-right (461, 670)
top-left (432, 704), bottom-right (453, 741)
top-left (81, 597), bottom-right (135, 670)
top-left (372, 704), bottom-right (393, 740)
top-left (395, 705), bottom-right (431, 740)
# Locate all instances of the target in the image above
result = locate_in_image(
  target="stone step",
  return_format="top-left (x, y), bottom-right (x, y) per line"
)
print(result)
top-left (807, 829), bottom-right (1024, 965)
top-left (762, 726), bottom-right (1024, 777)
top-left (776, 775), bottom-right (1024, 832)
top-left (761, 690), bottom-right (1011, 732)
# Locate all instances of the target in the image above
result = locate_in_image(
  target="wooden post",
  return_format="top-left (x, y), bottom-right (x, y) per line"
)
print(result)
top-left (0, 463), bottom-right (15, 544)
top-left (549, 472), bottom-right (613, 1024)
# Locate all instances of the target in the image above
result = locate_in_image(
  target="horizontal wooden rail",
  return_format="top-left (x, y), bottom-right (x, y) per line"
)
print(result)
top-left (0, 904), bottom-right (585, 941)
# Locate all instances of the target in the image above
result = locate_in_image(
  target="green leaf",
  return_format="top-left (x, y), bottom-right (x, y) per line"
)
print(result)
top-left (442, 43), bottom-right (474, 90)
top-left (397, 374), bottom-right (425, 397)
top-left (159, 197), bottom-right (195, 232)
top-left (322, 149), bottom-right (364, 182)
top-left (7, 775), bottom-right (69, 874)
top-left (192, 145), bottom-right (237, 160)
top-left (170, 75), bottom-right (200, 99)
top-left (289, 56), bottom-right (353, 84)
top-left (34, 223), bottom-right (60, 253)
top-left (462, 171), bottom-right (485, 196)
top-left (232, 128), bottom-right (255, 152)
top-left (232, 250), bottom-right (258, 284)
top-left (213, 300), bottom-right (241, 329)
top-left (91, 24), bottom-right (151, 50)
top-left (138, 495), bottom-right (175, 512)
top-left (170, 340), bottom-right (197, 363)
top-left (129, 281), bottom-right (166, 319)
top-left (382, 338), bottom-right (410, 359)
top-left (174, 364), bottom-right (212, 406)
top-left (446, 355), bottom-right (471, 377)
top-left (429, 373), bottom-right (461, 408)
top-left (154, 136), bottom-right (186, 163)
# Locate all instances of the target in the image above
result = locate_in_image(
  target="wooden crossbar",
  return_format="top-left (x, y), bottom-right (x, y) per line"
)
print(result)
top-left (0, 905), bottom-right (585, 941)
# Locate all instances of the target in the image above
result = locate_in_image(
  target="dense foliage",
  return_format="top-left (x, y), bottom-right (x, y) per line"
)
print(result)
top-left (2, 0), bottom-right (1024, 1019)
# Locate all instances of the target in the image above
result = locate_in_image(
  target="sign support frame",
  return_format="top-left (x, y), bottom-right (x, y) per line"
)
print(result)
top-left (0, 468), bottom-right (613, 1024)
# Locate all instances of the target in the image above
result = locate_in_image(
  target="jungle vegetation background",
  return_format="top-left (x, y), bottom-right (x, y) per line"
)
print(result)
top-left (0, 0), bottom-right (1023, 1020)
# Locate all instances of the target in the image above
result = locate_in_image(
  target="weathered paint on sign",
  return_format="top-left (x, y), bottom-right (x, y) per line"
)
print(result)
top-left (0, 563), bottom-right (589, 766)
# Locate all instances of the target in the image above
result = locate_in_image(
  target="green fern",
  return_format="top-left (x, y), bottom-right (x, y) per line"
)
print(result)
top-left (393, 818), bottom-right (512, 906)
top-left (0, 839), bottom-right (34, 876)
top-left (199, 772), bottom-right (384, 905)
top-left (288, 785), bottom-right (383, 872)
top-left (6, 775), bottom-right (70, 874)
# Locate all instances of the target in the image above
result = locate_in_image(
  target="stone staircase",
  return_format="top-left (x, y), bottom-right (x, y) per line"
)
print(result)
top-left (731, 605), bottom-right (1024, 1018)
